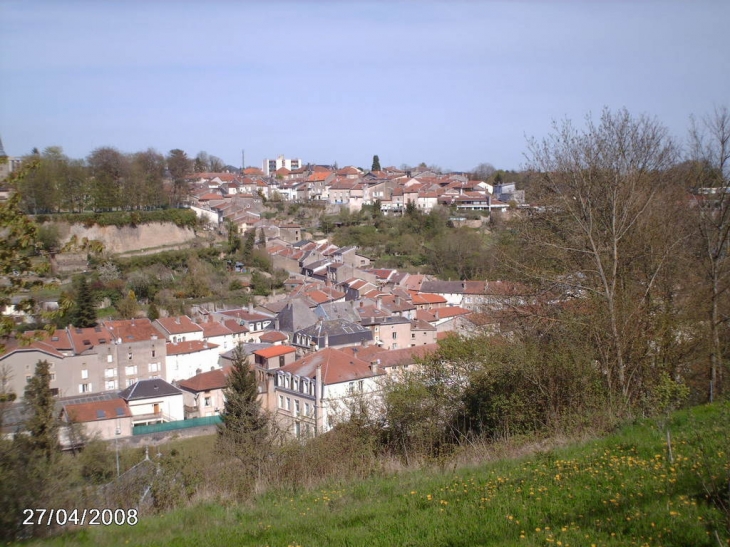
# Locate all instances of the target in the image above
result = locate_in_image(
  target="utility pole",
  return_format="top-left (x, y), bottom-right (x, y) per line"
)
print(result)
top-left (241, 149), bottom-right (245, 174)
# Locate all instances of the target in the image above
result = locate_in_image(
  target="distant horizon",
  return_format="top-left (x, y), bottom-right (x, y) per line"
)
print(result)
top-left (1, 1), bottom-right (728, 172)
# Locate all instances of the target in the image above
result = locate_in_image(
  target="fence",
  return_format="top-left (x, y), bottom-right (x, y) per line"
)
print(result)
top-left (132, 415), bottom-right (222, 436)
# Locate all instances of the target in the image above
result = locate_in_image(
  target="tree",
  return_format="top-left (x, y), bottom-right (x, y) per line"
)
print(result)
top-left (69, 275), bottom-right (97, 328)
top-left (23, 360), bottom-right (59, 461)
top-left (209, 155), bottom-right (225, 172)
top-left (217, 345), bottom-right (270, 484)
top-left (372, 155), bottom-right (381, 172)
top-left (130, 149), bottom-right (166, 209)
top-left (167, 149), bottom-right (192, 207)
top-left (688, 106), bottom-right (730, 400)
top-left (242, 229), bottom-right (256, 263)
top-left (147, 301), bottom-right (160, 321)
top-left (523, 108), bottom-right (683, 409)
top-left (116, 290), bottom-right (139, 320)
top-left (194, 151), bottom-right (210, 173)
top-left (87, 146), bottom-right (130, 210)
top-left (471, 162), bottom-right (496, 180)
top-left (0, 166), bottom-right (44, 351)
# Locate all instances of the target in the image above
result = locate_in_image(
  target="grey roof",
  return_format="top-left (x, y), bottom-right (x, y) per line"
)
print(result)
top-left (420, 280), bottom-right (467, 294)
top-left (294, 319), bottom-right (373, 347)
top-left (277, 298), bottom-right (319, 333)
top-left (315, 301), bottom-right (361, 322)
top-left (360, 315), bottom-right (412, 327)
top-left (119, 379), bottom-right (182, 401)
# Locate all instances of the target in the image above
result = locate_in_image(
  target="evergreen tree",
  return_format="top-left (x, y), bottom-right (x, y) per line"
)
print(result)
top-left (217, 345), bottom-right (269, 474)
top-left (23, 360), bottom-right (59, 462)
top-left (257, 227), bottom-right (266, 247)
top-left (372, 154), bottom-right (381, 172)
top-left (242, 229), bottom-right (256, 263)
top-left (69, 275), bottom-right (97, 328)
top-left (147, 301), bottom-right (160, 321)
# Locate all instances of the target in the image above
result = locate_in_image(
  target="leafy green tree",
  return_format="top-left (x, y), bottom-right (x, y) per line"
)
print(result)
top-left (69, 275), bottom-right (97, 328)
top-left (372, 154), bottom-right (381, 171)
top-left (87, 146), bottom-right (130, 210)
top-left (116, 290), bottom-right (139, 319)
top-left (167, 149), bottom-right (192, 207)
top-left (0, 172), bottom-right (44, 351)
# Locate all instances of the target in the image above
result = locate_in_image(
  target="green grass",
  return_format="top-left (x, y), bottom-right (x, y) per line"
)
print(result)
top-left (23, 403), bottom-right (730, 546)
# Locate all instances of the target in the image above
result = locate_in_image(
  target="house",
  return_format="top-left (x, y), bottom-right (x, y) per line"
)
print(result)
top-left (60, 396), bottom-right (133, 442)
top-left (271, 347), bottom-right (384, 437)
top-left (165, 340), bottom-right (220, 383)
top-left (292, 319), bottom-right (373, 352)
top-left (360, 316), bottom-right (412, 350)
top-left (154, 316), bottom-right (204, 343)
top-left (119, 378), bottom-right (185, 426)
top-left (178, 368), bottom-right (228, 418)
top-left (253, 345), bottom-right (297, 371)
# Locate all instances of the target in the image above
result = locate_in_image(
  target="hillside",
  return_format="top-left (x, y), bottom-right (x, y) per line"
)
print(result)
top-left (26, 403), bottom-right (730, 547)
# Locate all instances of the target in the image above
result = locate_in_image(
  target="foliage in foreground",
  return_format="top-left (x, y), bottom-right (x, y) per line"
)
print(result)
top-left (23, 402), bottom-right (730, 547)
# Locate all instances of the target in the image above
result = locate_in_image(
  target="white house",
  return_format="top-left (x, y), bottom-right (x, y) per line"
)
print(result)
top-left (119, 378), bottom-right (185, 425)
top-left (164, 340), bottom-right (221, 384)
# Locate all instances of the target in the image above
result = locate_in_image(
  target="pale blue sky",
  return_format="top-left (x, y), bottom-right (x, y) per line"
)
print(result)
top-left (1, 1), bottom-right (728, 171)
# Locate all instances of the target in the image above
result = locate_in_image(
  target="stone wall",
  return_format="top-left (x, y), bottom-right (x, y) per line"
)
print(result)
top-left (52, 222), bottom-right (198, 254)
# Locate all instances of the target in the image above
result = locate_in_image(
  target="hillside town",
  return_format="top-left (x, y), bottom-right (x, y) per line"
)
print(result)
top-left (1, 148), bottom-right (531, 444)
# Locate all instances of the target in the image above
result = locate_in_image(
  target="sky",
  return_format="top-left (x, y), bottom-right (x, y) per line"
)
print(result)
top-left (0, 1), bottom-right (728, 172)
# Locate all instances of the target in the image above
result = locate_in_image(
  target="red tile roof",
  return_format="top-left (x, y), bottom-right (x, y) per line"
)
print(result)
top-left (166, 340), bottom-right (218, 356)
top-left (254, 345), bottom-right (296, 359)
top-left (178, 368), bottom-right (228, 393)
top-left (279, 347), bottom-right (383, 386)
top-left (155, 316), bottom-right (204, 336)
top-left (64, 398), bottom-right (131, 422)
top-left (259, 331), bottom-right (288, 343)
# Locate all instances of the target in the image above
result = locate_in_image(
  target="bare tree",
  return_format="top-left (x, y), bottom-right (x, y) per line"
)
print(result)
top-left (524, 108), bottom-right (684, 409)
top-left (689, 106), bottom-right (730, 401)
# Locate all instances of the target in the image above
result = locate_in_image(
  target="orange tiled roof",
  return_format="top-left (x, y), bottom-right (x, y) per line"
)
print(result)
top-left (254, 345), bottom-right (296, 359)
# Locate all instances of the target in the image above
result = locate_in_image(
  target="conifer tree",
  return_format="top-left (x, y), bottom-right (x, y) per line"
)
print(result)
top-left (69, 275), bottom-right (97, 328)
top-left (372, 154), bottom-right (381, 171)
top-left (23, 360), bottom-right (59, 462)
top-left (217, 345), bottom-right (269, 475)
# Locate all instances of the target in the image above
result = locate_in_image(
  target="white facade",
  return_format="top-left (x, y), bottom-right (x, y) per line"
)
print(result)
top-left (127, 393), bottom-right (185, 424)
top-left (262, 155), bottom-right (302, 176)
top-left (165, 343), bottom-right (221, 383)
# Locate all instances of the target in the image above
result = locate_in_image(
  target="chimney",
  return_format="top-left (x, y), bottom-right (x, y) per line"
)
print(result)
top-left (175, 316), bottom-right (181, 325)
top-left (376, 297), bottom-right (382, 310)
top-left (434, 309), bottom-right (440, 320)
top-left (370, 359), bottom-right (380, 375)
top-left (324, 332), bottom-right (329, 348)
top-left (395, 296), bottom-right (401, 306)
top-left (360, 301), bottom-right (364, 308)
top-left (275, 317), bottom-right (280, 331)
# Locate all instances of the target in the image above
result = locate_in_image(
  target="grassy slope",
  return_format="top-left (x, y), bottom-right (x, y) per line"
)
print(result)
top-left (27, 403), bottom-right (730, 547)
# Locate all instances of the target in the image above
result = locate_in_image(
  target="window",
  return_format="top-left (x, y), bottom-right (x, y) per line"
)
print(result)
top-left (81, 369), bottom-right (89, 379)
top-left (127, 378), bottom-right (136, 387)
top-left (305, 402), bottom-right (310, 417)
top-left (285, 397), bottom-right (291, 410)
top-left (107, 354), bottom-right (113, 363)
top-left (151, 348), bottom-right (156, 358)
top-left (125, 365), bottom-right (137, 376)
top-left (106, 380), bottom-right (116, 390)
top-left (204, 396), bottom-right (212, 407)
top-left (79, 383), bottom-right (91, 393)
top-left (26, 375), bottom-right (31, 383)
top-left (294, 421), bottom-right (301, 438)
top-left (348, 382), bottom-right (355, 394)
top-left (278, 395), bottom-right (284, 408)
top-left (392, 343), bottom-right (398, 350)
top-left (279, 356), bottom-right (286, 368)
top-left (358, 380), bottom-right (364, 392)
top-left (105, 368), bottom-right (115, 378)
top-left (411, 332), bottom-right (416, 339)
top-left (294, 400), bottom-right (300, 416)
top-left (128, 352), bottom-right (133, 360)
top-left (49, 373), bottom-right (56, 381)
top-left (392, 332), bottom-right (397, 339)
top-left (149, 363), bottom-right (159, 373)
